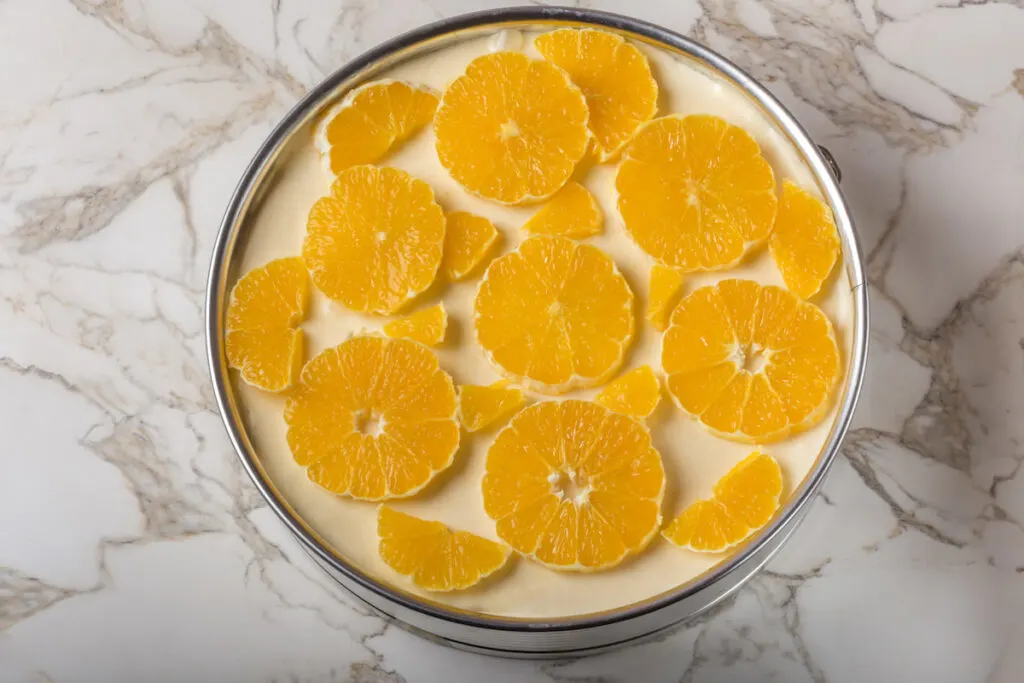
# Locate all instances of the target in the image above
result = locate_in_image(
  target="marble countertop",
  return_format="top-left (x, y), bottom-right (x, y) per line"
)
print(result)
top-left (2, 1), bottom-right (1022, 681)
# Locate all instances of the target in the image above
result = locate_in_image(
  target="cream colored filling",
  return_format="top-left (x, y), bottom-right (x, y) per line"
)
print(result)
top-left (232, 29), bottom-right (855, 619)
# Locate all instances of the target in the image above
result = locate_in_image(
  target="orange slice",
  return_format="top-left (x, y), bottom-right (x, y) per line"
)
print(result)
top-left (383, 303), bottom-right (447, 346)
top-left (285, 335), bottom-right (459, 500)
top-left (378, 506), bottom-right (510, 591)
top-left (661, 279), bottom-right (840, 442)
top-left (663, 452), bottom-right (783, 552)
top-left (646, 264), bottom-right (684, 332)
top-left (522, 181), bottom-right (603, 239)
top-left (475, 235), bottom-right (634, 393)
top-left (304, 165), bottom-right (445, 315)
top-left (458, 382), bottom-right (525, 433)
top-left (434, 51), bottom-right (590, 204)
top-left (441, 212), bottom-right (501, 281)
top-left (315, 80), bottom-right (438, 174)
top-left (771, 180), bottom-right (841, 299)
top-left (225, 257), bottom-right (310, 392)
top-left (596, 365), bottom-right (661, 418)
top-left (482, 400), bottom-right (665, 571)
top-left (616, 115), bottom-right (778, 271)
top-left (535, 28), bottom-right (658, 161)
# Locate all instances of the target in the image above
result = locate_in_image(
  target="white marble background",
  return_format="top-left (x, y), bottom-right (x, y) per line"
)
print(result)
top-left (1, 0), bottom-right (1022, 681)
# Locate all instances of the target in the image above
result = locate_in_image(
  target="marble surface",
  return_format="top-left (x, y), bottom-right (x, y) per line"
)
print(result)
top-left (1, 0), bottom-right (1022, 681)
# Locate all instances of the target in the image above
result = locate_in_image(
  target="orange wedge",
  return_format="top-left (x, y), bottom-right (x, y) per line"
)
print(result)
top-left (383, 303), bottom-right (447, 346)
top-left (617, 115), bottom-right (778, 271)
top-left (646, 264), bottom-right (684, 332)
top-left (225, 257), bottom-right (310, 392)
top-left (535, 28), bottom-right (658, 161)
top-left (441, 212), bottom-right (501, 281)
top-left (663, 452), bottom-right (783, 552)
top-left (475, 235), bottom-right (634, 393)
top-left (303, 165), bottom-right (445, 315)
top-left (285, 335), bottom-right (459, 500)
top-left (771, 180), bottom-right (841, 299)
top-left (596, 366), bottom-right (661, 418)
top-left (661, 279), bottom-right (840, 442)
top-left (378, 506), bottom-right (510, 591)
top-left (458, 382), bottom-right (525, 433)
top-left (482, 400), bottom-right (665, 571)
top-left (434, 51), bottom-right (590, 204)
top-left (315, 80), bottom-right (438, 174)
top-left (522, 181), bottom-right (603, 239)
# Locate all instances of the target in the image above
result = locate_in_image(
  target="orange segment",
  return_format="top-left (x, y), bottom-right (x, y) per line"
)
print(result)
top-left (771, 180), bottom-right (841, 299)
top-left (482, 400), bottom-right (665, 571)
top-left (595, 365), bottom-right (661, 418)
top-left (458, 382), bottom-right (525, 433)
top-left (522, 181), bottom-right (603, 239)
top-left (315, 80), bottom-right (438, 174)
top-left (434, 51), bottom-right (590, 204)
top-left (383, 304), bottom-right (447, 346)
top-left (661, 279), bottom-right (840, 442)
top-left (303, 165), bottom-right (445, 315)
top-left (663, 452), bottom-right (783, 552)
top-left (646, 264), bottom-right (684, 331)
top-left (713, 451), bottom-right (784, 528)
top-left (225, 257), bottom-right (310, 392)
top-left (475, 235), bottom-right (635, 393)
top-left (378, 506), bottom-right (509, 591)
top-left (662, 501), bottom-right (746, 552)
top-left (535, 28), bottom-right (658, 161)
top-left (285, 335), bottom-right (459, 500)
top-left (441, 212), bottom-right (501, 281)
top-left (616, 115), bottom-right (778, 271)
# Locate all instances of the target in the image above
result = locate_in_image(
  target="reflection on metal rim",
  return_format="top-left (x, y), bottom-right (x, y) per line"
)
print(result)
top-left (205, 5), bottom-right (869, 653)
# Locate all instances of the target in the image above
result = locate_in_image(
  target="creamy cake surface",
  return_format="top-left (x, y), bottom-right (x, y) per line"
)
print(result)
top-left (231, 28), bottom-right (854, 619)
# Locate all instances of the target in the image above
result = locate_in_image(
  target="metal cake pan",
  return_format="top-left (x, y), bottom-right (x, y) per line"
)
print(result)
top-left (206, 6), bottom-right (868, 658)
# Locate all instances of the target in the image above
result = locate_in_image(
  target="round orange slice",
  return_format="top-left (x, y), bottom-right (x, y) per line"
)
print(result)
top-left (434, 51), bottom-right (590, 204)
top-left (378, 506), bottom-right (509, 591)
top-left (661, 279), bottom-right (840, 442)
top-left (535, 28), bottom-right (658, 161)
top-left (616, 115), bottom-right (778, 271)
top-left (663, 451), bottom-right (783, 552)
top-left (303, 165), bottom-right (445, 315)
top-left (771, 180), bottom-right (841, 299)
top-left (482, 400), bottom-right (665, 571)
top-left (225, 257), bottom-right (310, 392)
top-left (285, 335), bottom-right (459, 500)
top-left (314, 80), bottom-right (438, 175)
top-left (474, 235), bottom-right (634, 393)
